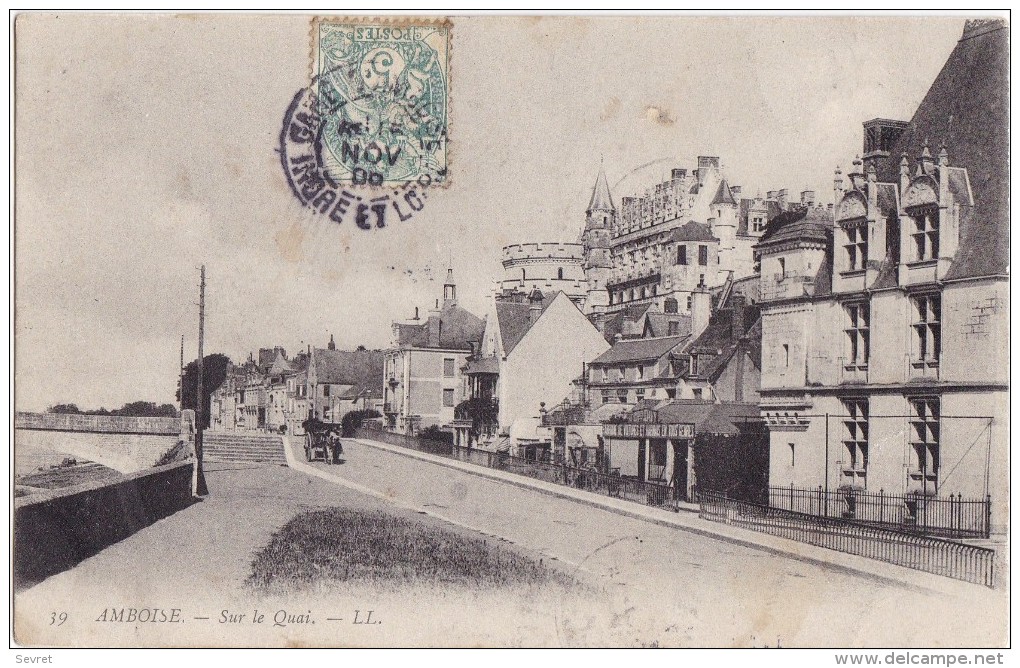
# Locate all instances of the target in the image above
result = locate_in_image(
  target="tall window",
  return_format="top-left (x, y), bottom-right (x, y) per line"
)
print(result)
top-left (637, 364), bottom-right (645, 379)
top-left (557, 267), bottom-right (564, 280)
top-left (443, 358), bottom-right (455, 377)
top-left (844, 224), bottom-right (868, 271)
top-left (841, 398), bottom-right (869, 487)
top-left (910, 397), bottom-right (940, 487)
top-left (911, 207), bottom-right (940, 261)
top-left (689, 355), bottom-right (699, 376)
top-left (676, 245), bottom-right (688, 265)
top-left (698, 245), bottom-right (709, 266)
top-left (752, 216), bottom-right (764, 233)
top-left (912, 294), bottom-right (941, 364)
top-left (667, 320), bottom-right (679, 336)
top-left (778, 257), bottom-right (786, 279)
top-left (844, 303), bottom-right (870, 367)
top-left (782, 344), bottom-right (790, 368)
top-left (686, 295), bottom-right (692, 310)
top-left (443, 389), bottom-right (455, 407)
top-left (323, 385), bottom-right (330, 397)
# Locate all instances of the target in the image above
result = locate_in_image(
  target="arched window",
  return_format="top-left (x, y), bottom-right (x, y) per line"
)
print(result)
top-left (521, 268), bottom-right (526, 282)
top-left (557, 267), bottom-right (564, 280)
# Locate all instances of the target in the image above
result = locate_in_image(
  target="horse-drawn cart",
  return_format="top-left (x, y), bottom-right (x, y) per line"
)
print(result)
top-left (303, 421), bottom-right (344, 464)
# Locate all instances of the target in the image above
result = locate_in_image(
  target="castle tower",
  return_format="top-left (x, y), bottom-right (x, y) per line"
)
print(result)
top-left (443, 267), bottom-right (457, 306)
top-left (582, 163), bottom-right (615, 313)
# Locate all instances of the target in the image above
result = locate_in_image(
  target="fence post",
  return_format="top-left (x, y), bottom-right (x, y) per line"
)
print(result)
top-left (985, 494), bottom-right (992, 538)
top-left (816, 485), bottom-right (822, 516)
top-left (790, 482), bottom-right (794, 511)
top-left (879, 489), bottom-right (885, 524)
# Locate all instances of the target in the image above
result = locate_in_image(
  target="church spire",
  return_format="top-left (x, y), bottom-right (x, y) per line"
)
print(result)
top-left (587, 163), bottom-right (615, 213)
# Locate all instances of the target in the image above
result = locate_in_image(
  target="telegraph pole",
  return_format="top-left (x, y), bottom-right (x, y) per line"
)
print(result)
top-left (194, 265), bottom-right (209, 496)
top-left (178, 335), bottom-right (184, 413)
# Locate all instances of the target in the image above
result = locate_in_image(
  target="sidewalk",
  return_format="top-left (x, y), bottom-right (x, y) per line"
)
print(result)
top-left (347, 436), bottom-right (1001, 599)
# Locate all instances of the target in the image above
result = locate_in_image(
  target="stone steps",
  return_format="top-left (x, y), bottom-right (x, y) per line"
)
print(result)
top-left (202, 432), bottom-right (287, 464)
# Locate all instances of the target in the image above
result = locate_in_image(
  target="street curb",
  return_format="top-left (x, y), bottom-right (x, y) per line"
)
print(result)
top-left (348, 437), bottom-right (996, 599)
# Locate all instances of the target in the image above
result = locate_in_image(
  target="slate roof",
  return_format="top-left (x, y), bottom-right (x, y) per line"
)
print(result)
top-left (496, 292), bottom-right (558, 355)
top-left (672, 221), bottom-right (718, 243)
top-left (596, 303), bottom-right (652, 343)
top-left (267, 352), bottom-right (293, 376)
top-left (874, 19), bottom-right (1008, 280)
top-left (711, 179), bottom-right (737, 206)
top-left (756, 206), bottom-right (832, 247)
top-left (312, 349), bottom-right (385, 397)
top-left (395, 302), bottom-right (485, 350)
top-left (591, 335), bottom-right (687, 365)
top-left (681, 308), bottom-right (763, 382)
top-left (644, 312), bottom-right (692, 339)
top-left (588, 165), bottom-right (615, 212)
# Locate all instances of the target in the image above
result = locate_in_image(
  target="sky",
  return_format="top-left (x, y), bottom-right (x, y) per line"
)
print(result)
top-left (14, 14), bottom-right (966, 411)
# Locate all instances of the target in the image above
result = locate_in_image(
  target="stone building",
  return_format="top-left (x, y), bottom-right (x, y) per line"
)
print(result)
top-left (758, 19), bottom-right (1008, 534)
top-left (383, 268), bottom-right (485, 435)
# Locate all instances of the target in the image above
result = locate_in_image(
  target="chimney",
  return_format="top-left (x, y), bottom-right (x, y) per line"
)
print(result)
top-left (730, 294), bottom-right (747, 338)
top-left (777, 189), bottom-right (789, 208)
top-left (691, 289), bottom-right (711, 339)
top-left (849, 156), bottom-right (866, 190)
top-left (800, 190), bottom-right (815, 207)
top-left (730, 185), bottom-right (741, 198)
top-left (413, 306), bottom-right (420, 320)
top-left (766, 190), bottom-right (777, 200)
top-left (671, 168), bottom-right (687, 180)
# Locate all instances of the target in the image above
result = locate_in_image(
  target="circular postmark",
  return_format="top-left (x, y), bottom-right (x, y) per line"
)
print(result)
top-left (279, 20), bottom-right (450, 229)
top-left (279, 77), bottom-right (435, 229)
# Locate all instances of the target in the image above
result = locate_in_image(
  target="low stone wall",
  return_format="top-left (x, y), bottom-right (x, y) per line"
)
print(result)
top-left (15, 412), bottom-right (182, 435)
top-left (13, 460), bottom-right (195, 590)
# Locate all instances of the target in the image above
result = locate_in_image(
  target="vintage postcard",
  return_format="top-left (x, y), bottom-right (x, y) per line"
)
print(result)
top-left (12, 13), bottom-right (1010, 652)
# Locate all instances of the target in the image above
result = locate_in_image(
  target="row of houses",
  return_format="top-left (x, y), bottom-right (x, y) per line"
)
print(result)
top-left (379, 20), bottom-right (1007, 534)
top-left (209, 338), bottom-right (385, 436)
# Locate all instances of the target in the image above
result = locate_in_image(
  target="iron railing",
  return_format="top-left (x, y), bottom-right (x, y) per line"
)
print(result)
top-left (700, 491), bottom-right (995, 587)
top-left (769, 485), bottom-right (990, 539)
top-left (355, 427), bottom-right (678, 510)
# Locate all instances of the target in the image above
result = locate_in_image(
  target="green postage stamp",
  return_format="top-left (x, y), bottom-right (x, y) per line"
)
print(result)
top-left (311, 18), bottom-right (450, 187)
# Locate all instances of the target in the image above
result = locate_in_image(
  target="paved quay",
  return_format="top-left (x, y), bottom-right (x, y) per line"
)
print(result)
top-left (289, 436), bottom-right (1007, 647)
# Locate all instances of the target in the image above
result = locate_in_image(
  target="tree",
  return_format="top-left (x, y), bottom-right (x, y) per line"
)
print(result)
top-left (178, 353), bottom-right (231, 429)
top-left (113, 401), bottom-right (178, 417)
top-left (341, 409), bottom-right (381, 437)
top-left (48, 403), bottom-right (81, 414)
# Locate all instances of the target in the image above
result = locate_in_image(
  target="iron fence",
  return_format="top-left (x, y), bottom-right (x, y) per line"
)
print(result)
top-left (355, 427), bottom-right (678, 510)
top-left (769, 485), bottom-right (990, 539)
top-left (700, 491), bottom-right (995, 587)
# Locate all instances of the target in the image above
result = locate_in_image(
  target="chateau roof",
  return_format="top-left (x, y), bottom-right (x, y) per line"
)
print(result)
top-left (587, 165), bottom-right (615, 212)
top-left (875, 19), bottom-right (1008, 280)
top-left (672, 221), bottom-right (718, 243)
top-left (756, 207), bottom-right (832, 247)
top-left (711, 179), bottom-right (737, 206)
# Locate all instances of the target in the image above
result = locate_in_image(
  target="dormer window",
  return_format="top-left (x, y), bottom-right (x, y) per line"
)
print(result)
top-left (911, 207), bottom-right (940, 261)
top-left (844, 223), bottom-right (868, 271)
top-left (689, 355), bottom-right (699, 376)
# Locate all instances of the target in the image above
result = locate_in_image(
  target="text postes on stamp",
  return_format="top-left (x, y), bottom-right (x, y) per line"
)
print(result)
top-left (313, 19), bottom-right (449, 188)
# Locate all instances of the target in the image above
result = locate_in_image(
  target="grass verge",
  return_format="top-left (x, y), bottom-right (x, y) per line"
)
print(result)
top-left (247, 507), bottom-right (571, 593)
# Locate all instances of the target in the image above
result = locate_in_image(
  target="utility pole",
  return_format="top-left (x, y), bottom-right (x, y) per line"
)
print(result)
top-left (194, 265), bottom-right (209, 496)
top-left (178, 335), bottom-right (184, 413)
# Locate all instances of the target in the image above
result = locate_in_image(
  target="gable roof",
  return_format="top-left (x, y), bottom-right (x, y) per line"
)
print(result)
top-left (267, 352), bottom-right (293, 376)
top-left (312, 349), bottom-right (385, 397)
top-left (495, 292), bottom-right (558, 355)
top-left (682, 306), bottom-right (762, 382)
top-left (874, 19), bottom-right (1008, 280)
top-left (591, 335), bottom-right (687, 365)
top-left (595, 302), bottom-right (653, 343)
